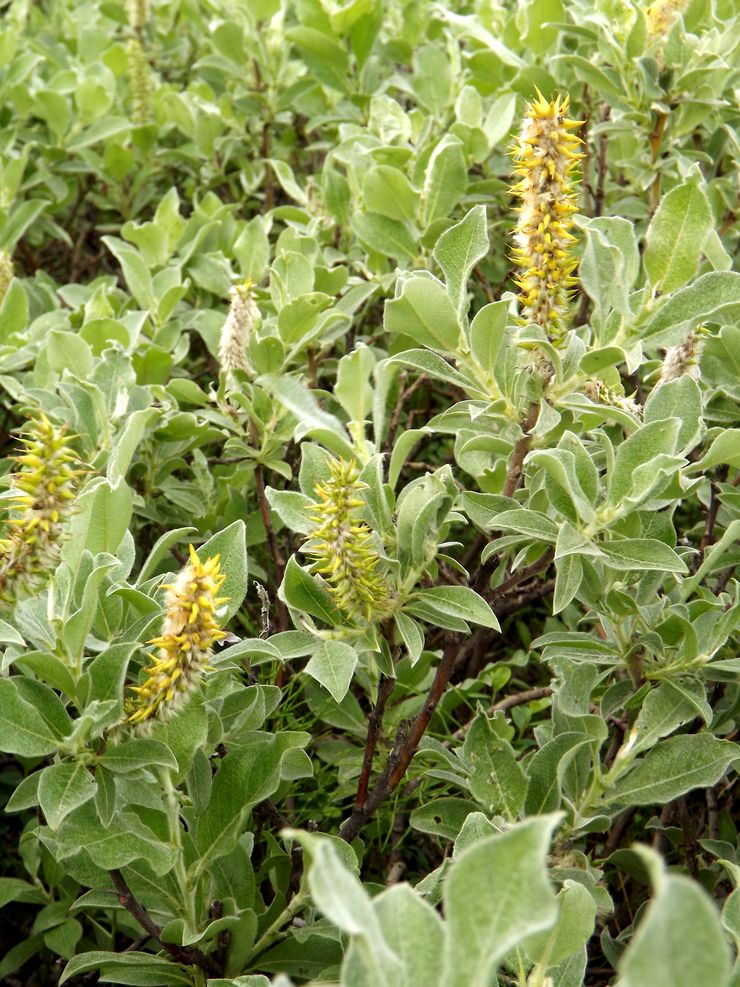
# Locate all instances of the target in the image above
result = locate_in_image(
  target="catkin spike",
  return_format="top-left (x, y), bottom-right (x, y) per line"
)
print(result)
top-left (127, 36), bottom-right (151, 124)
top-left (510, 90), bottom-right (584, 344)
top-left (0, 250), bottom-right (13, 305)
top-left (646, 0), bottom-right (687, 38)
top-left (126, 547), bottom-right (227, 729)
top-left (0, 414), bottom-right (84, 605)
top-left (660, 330), bottom-right (704, 383)
top-left (219, 280), bottom-right (258, 378)
top-left (127, 0), bottom-right (150, 31)
top-left (303, 458), bottom-right (389, 622)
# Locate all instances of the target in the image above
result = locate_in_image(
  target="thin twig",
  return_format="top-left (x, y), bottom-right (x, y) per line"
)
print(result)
top-left (248, 419), bottom-right (288, 634)
top-left (697, 464), bottom-right (728, 566)
top-left (108, 870), bottom-right (220, 975)
top-left (487, 548), bottom-right (555, 603)
top-left (355, 674), bottom-right (396, 810)
top-left (451, 686), bottom-right (553, 741)
top-left (339, 634), bottom-right (460, 843)
top-left (503, 404), bottom-right (538, 498)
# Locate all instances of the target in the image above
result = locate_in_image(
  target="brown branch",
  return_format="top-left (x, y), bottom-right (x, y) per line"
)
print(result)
top-left (698, 464), bottom-right (728, 563)
top-left (594, 105), bottom-right (611, 217)
top-left (648, 110), bottom-right (668, 216)
top-left (109, 869), bottom-right (220, 975)
top-left (339, 633), bottom-right (460, 843)
top-left (492, 578), bottom-right (554, 621)
top-left (486, 548), bottom-right (555, 603)
top-left (338, 546), bottom-right (555, 843)
top-left (385, 372), bottom-right (429, 454)
top-left (248, 419), bottom-right (288, 635)
top-left (355, 674), bottom-right (396, 810)
top-left (473, 265), bottom-right (494, 302)
top-left (451, 686), bottom-right (553, 741)
top-left (503, 404), bottom-right (538, 498)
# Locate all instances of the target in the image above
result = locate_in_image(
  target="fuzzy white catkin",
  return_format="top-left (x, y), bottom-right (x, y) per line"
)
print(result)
top-left (219, 283), bottom-right (258, 377)
top-left (660, 332), bottom-right (701, 383)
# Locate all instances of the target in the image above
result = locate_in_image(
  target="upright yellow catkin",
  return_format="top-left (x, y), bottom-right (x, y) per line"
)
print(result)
top-left (127, 37), bottom-right (150, 124)
top-left (219, 281), bottom-right (258, 378)
top-left (126, 0), bottom-right (149, 31)
top-left (304, 458), bottom-right (389, 622)
top-left (126, 547), bottom-right (227, 729)
top-left (646, 0), bottom-right (688, 38)
top-left (0, 414), bottom-right (83, 605)
top-left (0, 250), bottom-right (13, 305)
top-left (510, 90), bottom-right (584, 344)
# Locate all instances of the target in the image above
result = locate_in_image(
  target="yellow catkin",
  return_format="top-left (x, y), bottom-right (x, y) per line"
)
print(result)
top-left (304, 458), bottom-right (389, 622)
top-left (126, 547), bottom-right (227, 729)
top-left (0, 414), bottom-right (83, 605)
top-left (127, 36), bottom-right (150, 124)
top-left (219, 281), bottom-right (258, 378)
top-left (127, 0), bottom-right (150, 31)
top-left (646, 0), bottom-right (687, 38)
top-left (510, 90), bottom-right (584, 344)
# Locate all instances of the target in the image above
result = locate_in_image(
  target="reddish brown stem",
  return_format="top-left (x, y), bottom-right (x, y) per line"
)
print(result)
top-left (109, 869), bottom-right (220, 975)
top-left (503, 404), bottom-right (538, 498)
top-left (355, 674), bottom-right (396, 810)
top-left (339, 635), bottom-right (459, 842)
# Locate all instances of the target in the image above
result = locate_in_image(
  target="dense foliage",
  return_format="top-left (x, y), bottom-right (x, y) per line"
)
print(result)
top-left (1, 0), bottom-right (739, 984)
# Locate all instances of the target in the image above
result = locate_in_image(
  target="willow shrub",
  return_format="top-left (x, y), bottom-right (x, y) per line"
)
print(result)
top-left (0, 0), bottom-right (739, 984)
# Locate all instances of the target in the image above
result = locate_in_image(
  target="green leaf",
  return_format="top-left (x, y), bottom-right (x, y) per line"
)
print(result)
top-left (628, 682), bottom-right (708, 757)
top-left (407, 586), bottom-right (500, 630)
top-left (599, 538), bottom-right (687, 573)
top-left (60, 952), bottom-right (192, 986)
top-left (694, 429), bottom-right (740, 471)
top-left (469, 300), bottom-right (508, 378)
top-left (107, 408), bottom-right (160, 483)
top-left (433, 205), bottom-right (489, 316)
top-left (553, 554), bottom-right (583, 614)
top-left (524, 880), bottom-right (597, 967)
top-left (299, 837), bottom-right (403, 985)
top-left (305, 640), bottom-right (358, 703)
top-left (644, 376), bottom-right (702, 453)
top-left (640, 271), bottom-right (740, 345)
top-left (422, 135), bottom-right (467, 225)
top-left (463, 714), bottom-right (528, 819)
top-left (524, 733), bottom-right (593, 815)
top-left (101, 739), bottom-right (179, 774)
top-left (198, 521), bottom-right (249, 622)
top-left (619, 848), bottom-right (731, 987)
top-left (442, 816), bottom-right (560, 985)
top-left (395, 612), bottom-right (424, 665)
top-left (335, 344), bottom-right (376, 422)
top-left (38, 763), bottom-right (97, 830)
top-left (0, 198), bottom-right (48, 251)
top-left (385, 275), bottom-right (461, 352)
top-left (386, 349), bottom-right (470, 389)
top-left (65, 478), bottom-right (133, 572)
top-left (0, 679), bottom-right (64, 756)
top-left (494, 509), bottom-right (559, 542)
top-left (280, 557), bottom-right (342, 626)
top-left (352, 212), bottom-right (416, 261)
top-left (604, 734), bottom-right (738, 808)
top-left (345, 883), bottom-right (446, 987)
top-left (606, 418), bottom-right (681, 509)
top-left (101, 236), bottom-right (155, 310)
top-left (644, 177), bottom-right (713, 294)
